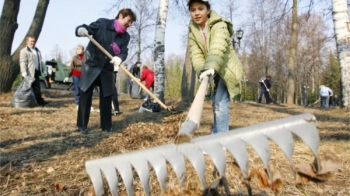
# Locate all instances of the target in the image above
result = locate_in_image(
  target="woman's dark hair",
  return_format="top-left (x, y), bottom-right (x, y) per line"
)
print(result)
top-left (188, 0), bottom-right (211, 10)
top-left (116, 8), bottom-right (137, 22)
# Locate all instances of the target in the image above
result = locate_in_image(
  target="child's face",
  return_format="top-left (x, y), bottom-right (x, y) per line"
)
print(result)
top-left (190, 2), bottom-right (210, 28)
top-left (76, 47), bottom-right (83, 55)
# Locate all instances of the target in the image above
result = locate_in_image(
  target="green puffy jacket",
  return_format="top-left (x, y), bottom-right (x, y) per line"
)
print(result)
top-left (189, 11), bottom-right (243, 99)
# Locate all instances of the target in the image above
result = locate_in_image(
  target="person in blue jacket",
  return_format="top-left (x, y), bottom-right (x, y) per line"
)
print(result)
top-left (258, 75), bottom-right (272, 104)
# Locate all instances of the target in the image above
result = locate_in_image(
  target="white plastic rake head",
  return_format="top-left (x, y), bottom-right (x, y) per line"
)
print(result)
top-left (85, 113), bottom-right (320, 196)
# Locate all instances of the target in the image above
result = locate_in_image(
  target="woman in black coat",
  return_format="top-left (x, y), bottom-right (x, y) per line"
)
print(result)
top-left (75, 8), bottom-right (136, 134)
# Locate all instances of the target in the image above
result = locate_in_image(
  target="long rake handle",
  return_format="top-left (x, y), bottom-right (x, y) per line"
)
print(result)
top-left (86, 36), bottom-right (169, 110)
top-left (177, 75), bottom-right (209, 135)
top-left (262, 81), bottom-right (276, 103)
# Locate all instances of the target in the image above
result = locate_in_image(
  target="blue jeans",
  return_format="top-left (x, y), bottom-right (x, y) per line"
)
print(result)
top-left (211, 77), bottom-right (230, 134)
top-left (73, 76), bottom-right (80, 105)
top-left (320, 96), bottom-right (329, 108)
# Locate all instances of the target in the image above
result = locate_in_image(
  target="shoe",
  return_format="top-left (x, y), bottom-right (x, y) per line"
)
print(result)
top-left (49, 78), bottom-right (54, 83)
top-left (112, 111), bottom-right (123, 115)
top-left (78, 127), bottom-right (88, 134)
top-left (38, 100), bottom-right (50, 105)
top-left (101, 128), bottom-right (112, 132)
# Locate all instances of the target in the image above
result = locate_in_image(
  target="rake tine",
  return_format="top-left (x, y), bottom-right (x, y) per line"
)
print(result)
top-left (290, 117), bottom-right (320, 171)
top-left (163, 151), bottom-right (186, 187)
top-left (199, 143), bottom-right (227, 176)
top-left (129, 157), bottom-right (151, 196)
top-left (147, 155), bottom-right (167, 191)
top-left (114, 160), bottom-right (134, 196)
top-left (178, 143), bottom-right (207, 188)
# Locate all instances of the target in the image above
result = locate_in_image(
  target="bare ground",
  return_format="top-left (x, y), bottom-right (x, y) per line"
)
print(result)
top-left (0, 89), bottom-right (349, 196)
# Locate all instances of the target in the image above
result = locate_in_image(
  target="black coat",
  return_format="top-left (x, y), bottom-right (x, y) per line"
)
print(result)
top-left (260, 78), bottom-right (272, 90)
top-left (76, 18), bottom-right (130, 97)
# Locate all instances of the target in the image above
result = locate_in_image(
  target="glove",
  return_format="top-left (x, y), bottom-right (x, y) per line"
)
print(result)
top-left (110, 56), bottom-right (122, 66)
top-left (63, 77), bottom-right (69, 83)
top-left (199, 69), bottom-right (215, 82)
top-left (77, 27), bottom-right (89, 37)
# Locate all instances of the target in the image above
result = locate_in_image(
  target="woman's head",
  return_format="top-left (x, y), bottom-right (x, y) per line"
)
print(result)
top-left (188, 0), bottom-right (211, 29)
top-left (76, 45), bottom-right (84, 55)
top-left (116, 8), bottom-right (137, 29)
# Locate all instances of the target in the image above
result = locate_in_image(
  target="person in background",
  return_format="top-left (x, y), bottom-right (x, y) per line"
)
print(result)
top-left (19, 35), bottom-right (50, 106)
top-left (258, 75), bottom-right (272, 104)
top-left (319, 85), bottom-right (333, 109)
top-left (187, 0), bottom-right (243, 134)
top-left (139, 66), bottom-right (155, 101)
top-left (332, 94), bottom-right (340, 107)
top-left (128, 61), bottom-right (142, 97)
top-left (75, 8), bottom-right (136, 134)
top-left (64, 45), bottom-right (85, 111)
top-left (129, 61), bottom-right (142, 77)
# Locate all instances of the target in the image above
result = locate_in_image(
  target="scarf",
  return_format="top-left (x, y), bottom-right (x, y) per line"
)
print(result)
top-left (111, 20), bottom-right (126, 55)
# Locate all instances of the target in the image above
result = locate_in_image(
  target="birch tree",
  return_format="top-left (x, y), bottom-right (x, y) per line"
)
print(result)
top-left (153, 0), bottom-right (169, 102)
top-left (0, 0), bottom-right (50, 93)
top-left (286, 0), bottom-right (298, 105)
top-left (332, 0), bottom-right (350, 109)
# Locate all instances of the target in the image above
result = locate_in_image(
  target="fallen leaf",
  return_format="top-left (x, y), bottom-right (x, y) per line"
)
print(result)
top-left (295, 151), bottom-right (341, 184)
top-left (55, 182), bottom-right (65, 191)
top-left (313, 150), bottom-right (341, 174)
top-left (249, 168), bottom-right (269, 188)
top-left (82, 186), bottom-right (96, 196)
top-left (248, 166), bottom-right (283, 194)
top-left (46, 167), bottom-right (55, 173)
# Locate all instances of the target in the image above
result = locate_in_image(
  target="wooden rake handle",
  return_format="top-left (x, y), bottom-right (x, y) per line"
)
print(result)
top-left (86, 35), bottom-right (169, 110)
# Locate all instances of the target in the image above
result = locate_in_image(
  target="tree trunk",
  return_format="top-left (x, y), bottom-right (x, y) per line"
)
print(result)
top-left (181, 38), bottom-right (196, 103)
top-left (0, 0), bottom-right (50, 93)
top-left (153, 0), bottom-right (169, 102)
top-left (332, 0), bottom-right (350, 109)
top-left (286, 0), bottom-right (298, 105)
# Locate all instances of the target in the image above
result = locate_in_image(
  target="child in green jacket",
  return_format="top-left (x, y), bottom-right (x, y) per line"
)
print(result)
top-left (187, 0), bottom-right (243, 134)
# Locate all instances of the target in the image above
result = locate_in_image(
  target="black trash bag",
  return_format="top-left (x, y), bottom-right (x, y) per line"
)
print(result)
top-left (10, 77), bottom-right (38, 108)
top-left (129, 80), bottom-right (143, 99)
top-left (138, 99), bottom-right (161, 113)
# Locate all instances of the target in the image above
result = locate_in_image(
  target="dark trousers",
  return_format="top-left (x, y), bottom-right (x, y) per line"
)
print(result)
top-left (258, 87), bottom-right (271, 104)
top-left (77, 76), bottom-right (112, 130)
top-left (32, 70), bottom-right (44, 102)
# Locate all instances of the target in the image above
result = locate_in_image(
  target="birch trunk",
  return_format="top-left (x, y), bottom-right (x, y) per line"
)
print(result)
top-left (286, 0), bottom-right (298, 105)
top-left (332, 0), bottom-right (350, 109)
top-left (153, 0), bottom-right (169, 102)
